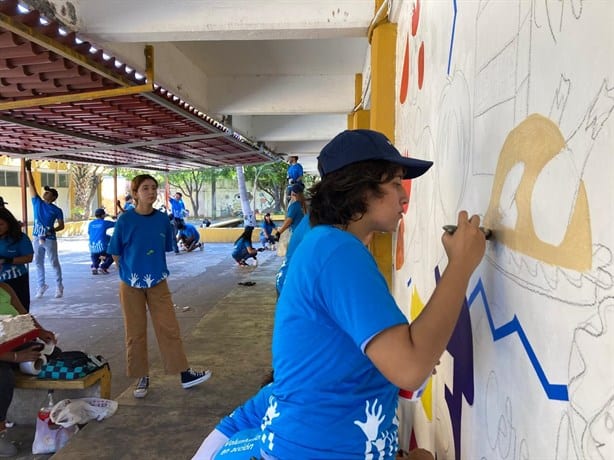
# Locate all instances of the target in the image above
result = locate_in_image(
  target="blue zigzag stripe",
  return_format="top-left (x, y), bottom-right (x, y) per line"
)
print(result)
top-left (467, 278), bottom-right (569, 401)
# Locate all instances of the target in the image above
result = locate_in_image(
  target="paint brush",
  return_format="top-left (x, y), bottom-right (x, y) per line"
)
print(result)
top-left (442, 225), bottom-right (493, 240)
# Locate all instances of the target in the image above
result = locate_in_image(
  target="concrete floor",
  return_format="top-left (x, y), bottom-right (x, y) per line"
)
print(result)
top-left (6, 236), bottom-right (278, 459)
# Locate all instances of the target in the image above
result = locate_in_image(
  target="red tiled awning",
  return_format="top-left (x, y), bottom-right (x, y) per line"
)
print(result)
top-left (0, 0), bottom-right (278, 171)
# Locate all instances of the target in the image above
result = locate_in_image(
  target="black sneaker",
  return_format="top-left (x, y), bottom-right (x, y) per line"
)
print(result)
top-left (180, 368), bottom-right (212, 389)
top-left (133, 376), bottom-right (149, 398)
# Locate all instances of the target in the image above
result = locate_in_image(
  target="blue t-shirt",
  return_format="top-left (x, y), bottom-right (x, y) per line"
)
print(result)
top-left (262, 226), bottom-right (407, 459)
top-left (108, 209), bottom-right (174, 288)
top-left (214, 428), bottom-right (261, 459)
top-left (0, 233), bottom-right (34, 281)
top-left (169, 197), bottom-right (186, 219)
top-left (285, 201), bottom-right (304, 231)
top-left (260, 220), bottom-right (276, 236)
top-left (287, 163), bottom-right (303, 181)
top-left (31, 196), bottom-right (64, 240)
top-left (88, 218), bottom-right (115, 253)
top-left (217, 383), bottom-right (273, 438)
top-left (124, 202), bottom-right (135, 211)
top-left (275, 212), bottom-right (311, 294)
top-left (178, 223), bottom-right (200, 242)
top-left (231, 238), bottom-right (253, 261)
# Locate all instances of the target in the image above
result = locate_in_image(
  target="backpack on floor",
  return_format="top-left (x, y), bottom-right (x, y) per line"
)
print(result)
top-left (38, 351), bottom-right (106, 380)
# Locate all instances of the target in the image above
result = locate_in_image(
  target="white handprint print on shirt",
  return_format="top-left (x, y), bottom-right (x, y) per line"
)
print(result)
top-left (354, 398), bottom-right (398, 459)
top-left (260, 396), bottom-right (281, 451)
top-left (143, 274), bottom-right (154, 287)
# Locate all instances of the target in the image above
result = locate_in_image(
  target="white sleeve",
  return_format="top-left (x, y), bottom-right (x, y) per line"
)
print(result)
top-left (190, 429), bottom-right (230, 460)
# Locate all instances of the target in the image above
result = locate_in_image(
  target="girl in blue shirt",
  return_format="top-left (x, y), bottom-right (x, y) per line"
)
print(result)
top-left (109, 174), bottom-right (211, 399)
top-left (231, 226), bottom-right (257, 266)
top-left (262, 129), bottom-right (486, 459)
top-left (0, 208), bottom-right (34, 311)
top-left (259, 213), bottom-right (277, 249)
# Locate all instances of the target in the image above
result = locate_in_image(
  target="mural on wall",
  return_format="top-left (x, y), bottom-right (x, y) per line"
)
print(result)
top-left (393, 1), bottom-right (613, 459)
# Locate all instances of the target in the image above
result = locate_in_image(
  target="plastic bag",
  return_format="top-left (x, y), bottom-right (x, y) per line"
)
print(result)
top-left (50, 398), bottom-right (118, 428)
top-left (32, 417), bottom-right (79, 454)
top-left (276, 230), bottom-right (291, 257)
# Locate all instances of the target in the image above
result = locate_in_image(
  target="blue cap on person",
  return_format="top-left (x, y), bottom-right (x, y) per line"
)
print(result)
top-left (317, 129), bottom-right (433, 179)
top-left (94, 208), bottom-right (106, 218)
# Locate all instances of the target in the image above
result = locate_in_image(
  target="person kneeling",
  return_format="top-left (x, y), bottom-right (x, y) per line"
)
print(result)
top-left (232, 226), bottom-right (257, 266)
top-left (177, 221), bottom-right (203, 252)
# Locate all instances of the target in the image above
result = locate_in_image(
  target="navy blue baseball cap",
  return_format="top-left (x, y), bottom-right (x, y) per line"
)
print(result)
top-left (317, 129), bottom-right (433, 179)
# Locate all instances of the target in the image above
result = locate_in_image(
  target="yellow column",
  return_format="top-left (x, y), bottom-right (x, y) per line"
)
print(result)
top-left (347, 73), bottom-right (370, 129)
top-left (368, 17), bottom-right (397, 289)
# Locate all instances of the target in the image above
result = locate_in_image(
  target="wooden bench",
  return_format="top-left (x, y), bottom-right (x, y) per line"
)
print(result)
top-left (14, 364), bottom-right (112, 399)
top-left (8, 364), bottom-right (112, 424)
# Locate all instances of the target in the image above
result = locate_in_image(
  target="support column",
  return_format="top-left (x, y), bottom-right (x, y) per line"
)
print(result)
top-left (368, 17), bottom-right (397, 289)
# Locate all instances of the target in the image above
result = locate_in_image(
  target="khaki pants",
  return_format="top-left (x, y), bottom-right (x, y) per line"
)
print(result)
top-left (119, 280), bottom-right (189, 377)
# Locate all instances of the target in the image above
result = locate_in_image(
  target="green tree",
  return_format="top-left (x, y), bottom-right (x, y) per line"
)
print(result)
top-left (70, 164), bottom-right (106, 219)
top-left (244, 161), bottom-right (288, 213)
top-left (166, 169), bottom-right (211, 217)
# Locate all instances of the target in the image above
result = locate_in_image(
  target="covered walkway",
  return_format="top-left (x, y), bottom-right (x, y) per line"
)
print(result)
top-left (7, 238), bottom-right (279, 459)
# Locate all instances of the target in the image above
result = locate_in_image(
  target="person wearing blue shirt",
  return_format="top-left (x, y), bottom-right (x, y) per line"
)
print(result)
top-left (274, 182), bottom-right (306, 241)
top-left (261, 129), bottom-right (486, 459)
top-left (0, 282), bottom-right (56, 457)
top-left (108, 174), bottom-right (211, 399)
top-left (0, 208), bottom-right (34, 311)
top-left (117, 194), bottom-right (135, 214)
top-left (88, 208), bottom-right (116, 275)
top-left (285, 155), bottom-right (304, 199)
top-left (177, 221), bottom-right (203, 252)
top-left (191, 374), bottom-right (274, 460)
top-left (259, 213), bottom-right (277, 249)
top-left (169, 192), bottom-right (188, 254)
top-left (275, 210), bottom-right (311, 295)
top-left (231, 226), bottom-right (257, 266)
top-left (25, 160), bottom-right (65, 300)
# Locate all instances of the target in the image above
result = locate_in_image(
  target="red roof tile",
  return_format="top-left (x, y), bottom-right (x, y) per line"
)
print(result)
top-left (0, 0), bottom-right (277, 171)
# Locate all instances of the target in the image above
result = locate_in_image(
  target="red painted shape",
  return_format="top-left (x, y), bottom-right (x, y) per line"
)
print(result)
top-left (402, 178), bottom-right (412, 213)
top-left (400, 36), bottom-right (410, 104)
top-left (412, 0), bottom-right (421, 36)
top-left (409, 428), bottom-right (418, 450)
top-left (418, 42), bottom-right (425, 90)
top-left (396, 218), bottom-right (405, 271)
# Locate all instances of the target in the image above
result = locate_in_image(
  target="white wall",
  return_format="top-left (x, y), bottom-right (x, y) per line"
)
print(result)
top-left (393, 1), bottom-right (613, 459)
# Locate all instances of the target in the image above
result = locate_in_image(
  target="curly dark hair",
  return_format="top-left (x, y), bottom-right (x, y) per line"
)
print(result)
top-left (310, 160), bottom-right (404, 227)
top-left (0, 207), bottom-right (24, 241)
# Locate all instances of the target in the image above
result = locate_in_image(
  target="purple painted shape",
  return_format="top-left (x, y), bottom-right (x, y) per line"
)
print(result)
top-left (435, 266), bottom-right (474, 460)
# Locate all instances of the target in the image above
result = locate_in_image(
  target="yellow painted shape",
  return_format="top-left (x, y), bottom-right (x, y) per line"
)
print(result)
top-left (410, 286), bottom-right (433, 420)
top-left (484, 114), bottom-right (592, 270)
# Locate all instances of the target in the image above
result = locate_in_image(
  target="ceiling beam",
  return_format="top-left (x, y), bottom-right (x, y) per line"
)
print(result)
top-left (42, 0), bottom-right (374, 42)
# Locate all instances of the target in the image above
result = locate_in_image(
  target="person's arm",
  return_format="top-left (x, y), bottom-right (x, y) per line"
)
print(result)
top-left (365, 211), bottom-right (486, 390)
top-left (2, 254), bottom-right (33, 265)
top-left (0, 344), bottom-right (43, 364)
top-left (0, 235), bottom-right (33, 265)
top-left (116, 200), bottom-right (125, 213)
top-left (0, 282), bottom-right (55, 342)
top-left (190, 429), bottom-right (229, 460)
top-left (54, 218), bottom-right (65, 233)
top-left (24, 160), bottom-right (39, 198)
top-left (277, 216), bottom-right (293, 235)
